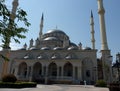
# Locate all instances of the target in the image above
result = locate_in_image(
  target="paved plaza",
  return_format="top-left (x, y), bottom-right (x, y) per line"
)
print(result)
top-left (0, 84), bottom-right (109, 91)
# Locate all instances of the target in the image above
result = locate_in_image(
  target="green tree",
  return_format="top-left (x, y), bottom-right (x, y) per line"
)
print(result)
top-left (0, 0), bottom-right (30, 76)
top-left (0, 0), bottom-right (30, 49)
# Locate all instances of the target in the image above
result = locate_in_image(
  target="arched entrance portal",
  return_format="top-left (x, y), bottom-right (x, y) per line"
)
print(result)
top-left (64, 62), bottom-right (73, 77)
top-left (33, 62), bottom-right (42, 81)
top-left (18, 62), bottom-right (27, 78)
top-left (48, 62), bottom-right (57, 78)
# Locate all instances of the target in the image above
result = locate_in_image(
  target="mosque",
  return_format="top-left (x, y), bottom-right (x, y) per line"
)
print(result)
top-left (0, 0), bottom-right (112, 84)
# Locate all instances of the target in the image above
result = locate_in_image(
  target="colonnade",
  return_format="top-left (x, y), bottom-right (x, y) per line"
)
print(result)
top-left (14, 61), bottom-right (82, 84)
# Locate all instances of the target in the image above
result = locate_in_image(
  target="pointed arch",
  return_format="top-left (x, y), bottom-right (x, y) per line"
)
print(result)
top-left (63, 62), bottom-right (73, 77)
top-left (18, 62), bottom-right (27, 77)
top-left (33, 62), bottom-right (42, 76)
top-left (48, 62), bottom-right (57, 77)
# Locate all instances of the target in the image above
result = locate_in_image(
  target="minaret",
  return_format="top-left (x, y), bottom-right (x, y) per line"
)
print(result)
top-left (29, 38), bottom-right (34, 48)
top-left (23, 43), bottom-right (27, 49)
top-left (97, 0), bottom-right (108, 50)
top-left (90, 11), bottom-right (95, 49)
top-left (97, 0), bottom-right (112, 83)
top-left (39, 13), bottom-right (44, 40)
top-left (10, 0), bottom-right (19, 20)
top-left (78, 42), bottom-right (82, 50)
top-left (4, 0), bottom-right (19, 49)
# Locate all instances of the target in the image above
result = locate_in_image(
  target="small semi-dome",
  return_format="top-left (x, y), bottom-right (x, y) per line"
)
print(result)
top-left (46, 29), bottom-right (66, 35)
top-left (67, 46), bottom-right (78, 50)
top-left (83, 47), bottom-right (92, 50)
top-left (29, 47), bottom-right (39, 50)
top-left (41, 47), bottom-right (50, 50)
top-left (69, 42), bottom-right (77, 47)
top-left (18, 48), bottom-right (26, 50)
top-left (65, 55), bottom-right (72, 59)
top-left (24, 55), bottom-right (29, 59)
top-left (37, 55), bottom-right (44, 59)
top-left (43, 37), bottom-right (58, 41)
top-left (53, 47), bottom-right (63, 50)
top-left (51, 55), bottom-right (58, 59)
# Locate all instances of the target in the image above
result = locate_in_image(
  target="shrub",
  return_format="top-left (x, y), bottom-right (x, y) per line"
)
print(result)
top-left (95, 80), bottom-right (107, 87)
top-left (2, 74), bottom-right (17, 83)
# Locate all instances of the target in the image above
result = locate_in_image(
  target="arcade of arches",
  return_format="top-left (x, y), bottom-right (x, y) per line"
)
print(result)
top-left (15, 59), bottom-right (96, 84)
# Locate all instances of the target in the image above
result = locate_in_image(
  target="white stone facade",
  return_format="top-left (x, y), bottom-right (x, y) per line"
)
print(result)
top-left (0, 29), bottom-right (98, 84)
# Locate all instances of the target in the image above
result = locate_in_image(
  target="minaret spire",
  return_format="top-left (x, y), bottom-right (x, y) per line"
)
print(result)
top-left (97, 0), bottom-right (108, 50)
top-left (91, 10), bottom-right (93, 18)
top-left (39, 13), bottom-right (44, 40)
top-left (90, 10), bottom-right (95, 49)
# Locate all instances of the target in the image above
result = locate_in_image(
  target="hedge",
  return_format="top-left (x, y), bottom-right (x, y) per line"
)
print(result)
top-left (0, 82), bottom-right (37, 88)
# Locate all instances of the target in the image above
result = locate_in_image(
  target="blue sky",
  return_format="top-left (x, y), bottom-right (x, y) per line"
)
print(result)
top-left (2, 0), bottom-right (120, 61)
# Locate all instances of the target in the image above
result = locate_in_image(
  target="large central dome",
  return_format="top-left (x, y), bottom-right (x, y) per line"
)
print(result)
top-left (46, 29), bottom-right (66, 35)
top-left (42, 29), bottom-right (69, 40)
top-left (41, 29), bottom-right (69, 48)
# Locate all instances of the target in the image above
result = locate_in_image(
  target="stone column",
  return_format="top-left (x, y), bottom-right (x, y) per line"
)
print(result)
top-left (73, 66), bottom-right (75, 80)
top-left (26, 66), bottom-right (29, 78)
top-left (14, 65), bottom-right (19, 78)
top-left (95, 66), bottom-right (98, 81)
top-left (27, 66), bottom-right (32, 80)
top-left (45, 66), bottom-right (48, 84)
top-left (57, 66), bottom-right (59, 79)
top-left (41, 66), bottom-right (44, 76)
top-left (92, 67), bottom-right (96, 82)
top-left (78, 65), bottom-right (82, 81)
top-left (61, 66), bottom-right (64, 79)
top-left (29, 66), bottom-right (33, 82)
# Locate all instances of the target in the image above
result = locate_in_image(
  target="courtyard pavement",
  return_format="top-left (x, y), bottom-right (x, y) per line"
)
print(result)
top-left (0, 84), bottom-right (109, 91)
